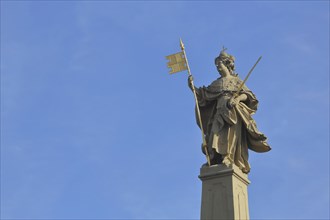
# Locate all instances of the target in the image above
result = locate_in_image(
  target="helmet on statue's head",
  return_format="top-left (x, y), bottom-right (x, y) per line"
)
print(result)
top-left (215, 47), bottom-right (235, 64)
top-left (215, 47), bottom-right (236, 74)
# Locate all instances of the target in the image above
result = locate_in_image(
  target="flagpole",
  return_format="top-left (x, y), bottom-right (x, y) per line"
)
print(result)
top-left (180, 39), bottom-right (211, 166)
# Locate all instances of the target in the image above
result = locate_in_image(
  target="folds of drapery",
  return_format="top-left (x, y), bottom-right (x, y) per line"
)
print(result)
top-left (194, 77), bottom-right (271, 154)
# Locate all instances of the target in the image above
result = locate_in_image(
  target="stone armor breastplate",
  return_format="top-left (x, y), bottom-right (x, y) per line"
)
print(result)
top-left (209, 76), bottom-right (246, 93)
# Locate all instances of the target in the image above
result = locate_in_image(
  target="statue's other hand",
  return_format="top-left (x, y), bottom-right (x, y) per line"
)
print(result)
top-left (237, 94), bottom-right (248, 102)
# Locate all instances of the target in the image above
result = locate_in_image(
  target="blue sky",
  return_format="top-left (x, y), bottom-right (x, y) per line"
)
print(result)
top-left (1, 1), bottom-right (329, 219)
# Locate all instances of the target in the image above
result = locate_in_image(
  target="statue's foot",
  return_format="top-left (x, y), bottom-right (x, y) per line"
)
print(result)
top-left (222, 157), bottom-right (232, 167)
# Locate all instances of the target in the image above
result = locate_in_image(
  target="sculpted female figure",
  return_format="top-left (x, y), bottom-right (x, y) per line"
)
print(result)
top-left (188, 49), bottom-right (271, 173)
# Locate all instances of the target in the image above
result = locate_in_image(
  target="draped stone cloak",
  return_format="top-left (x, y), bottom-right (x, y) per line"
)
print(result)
top-left (195, 76), bottom-right (271, 171)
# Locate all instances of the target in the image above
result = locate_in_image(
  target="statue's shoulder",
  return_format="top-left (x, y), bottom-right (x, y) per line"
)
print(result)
top-left (209, 77), bottom-right (222, 87)
top-left (234, 74), bottom-right (251, 91)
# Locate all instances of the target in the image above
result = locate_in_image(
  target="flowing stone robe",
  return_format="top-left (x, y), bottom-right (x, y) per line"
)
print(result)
top-left (195, 75), bottom-right (271, 173)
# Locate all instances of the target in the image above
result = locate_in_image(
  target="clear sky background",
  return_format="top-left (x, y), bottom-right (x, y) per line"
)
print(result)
top-left (1, 1), bottom-right (329, 219)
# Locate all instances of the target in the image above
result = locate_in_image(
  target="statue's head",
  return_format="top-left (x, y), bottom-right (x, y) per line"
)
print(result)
top-left (215, 47), bottom-right (236, 76)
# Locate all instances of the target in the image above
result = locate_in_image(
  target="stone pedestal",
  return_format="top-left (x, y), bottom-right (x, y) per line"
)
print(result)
top-left (199, 164), bottom-right (250, 220)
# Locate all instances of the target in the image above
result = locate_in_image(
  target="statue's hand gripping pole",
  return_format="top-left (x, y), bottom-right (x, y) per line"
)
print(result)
top-left (180, 39), bottom-right (211, 166)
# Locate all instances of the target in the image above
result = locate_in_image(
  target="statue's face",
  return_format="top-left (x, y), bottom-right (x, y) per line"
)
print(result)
top-left (215, 60), bottom-right (228, 76)
top-left (215, 57), bottom-right (235, 76)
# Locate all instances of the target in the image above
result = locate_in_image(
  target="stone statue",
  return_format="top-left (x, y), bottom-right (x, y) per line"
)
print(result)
top-left (188, 49), bottom-right (271, 173)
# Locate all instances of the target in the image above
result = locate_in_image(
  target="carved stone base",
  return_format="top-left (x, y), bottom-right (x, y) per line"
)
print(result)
top-left (199, 164), bottom-right (250, 220)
